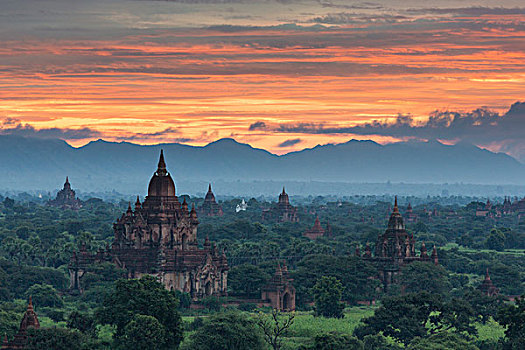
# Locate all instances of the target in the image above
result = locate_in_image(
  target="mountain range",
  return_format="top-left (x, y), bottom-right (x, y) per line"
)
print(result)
top-left (0, 135), bottom-right (524, 195)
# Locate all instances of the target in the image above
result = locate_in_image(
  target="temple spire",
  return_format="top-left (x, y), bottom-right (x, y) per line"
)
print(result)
top-left (282, 186), bottom-right (286, 195)
top-left (485, 268), bottom-right (491, 280)
top-left (208, 183), bottom-right (212, 192)
top-left (393, 196), bottom-right (399, 213)
top-left (28, 296), bottom-right (33, 311)
top-left (157, 149), bottom-right (167, 176)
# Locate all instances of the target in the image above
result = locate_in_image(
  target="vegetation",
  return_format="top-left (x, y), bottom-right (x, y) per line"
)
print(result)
top-left (0, 193), bottom-right (524, 348)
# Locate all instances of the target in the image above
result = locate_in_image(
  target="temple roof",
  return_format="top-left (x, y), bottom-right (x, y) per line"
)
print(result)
top-left (148, 150), bottom-right (176, 197)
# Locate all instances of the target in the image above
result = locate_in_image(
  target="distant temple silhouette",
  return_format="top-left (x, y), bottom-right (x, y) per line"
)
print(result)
top-left (69, 150), bottom-right (228, 299)
top-left (47, 177), bottom-right (82, 210)
top-left (199, 184), bottom-right (223, 217)
top-left (262, 187), bottom-right (299, 222)
top-left (478, 269), bottom-right (499, 296)
top-left (304, 216), bottom-right (327, 240)
top-left (363, 196), bottom-right (438, 291)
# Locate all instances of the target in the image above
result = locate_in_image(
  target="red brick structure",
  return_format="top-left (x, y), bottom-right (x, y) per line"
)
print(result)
top-left (304, 216), bottom-right (325, 239)
top-left (199, 184), bottom-right (223, 217)
top-left (2, 297), bottom-right (40, 350)
top-left (262, 187), bottom-right (298, 222)
top-left (364, 196), bottom-right (438, 291)
top-left (261, 262), bottom-right (296, 311)
top-left (69, 150), bottom-right (229, 299)
top-left (478, 269), bottom-right (499, 296)
top-left (47, 177), bottom-right (82, 210)
top-left (405, 203), bottom-right (418, 223)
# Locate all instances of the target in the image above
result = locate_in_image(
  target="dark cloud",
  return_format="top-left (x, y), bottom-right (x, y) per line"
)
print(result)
top-left (277, 138), bottom-right (302, 147)
top-left (312, 12), bottom-right (408, 24)
top-left (0, 119), bottom-right (102, 140)
top-left (407, 6), bottom-right (525, 16)
top-left (249, 121), bottom-right (268, 131)
top-left (251, 102), bottom-right (525, 160)
top-left (115, 127), bottom-right (181, 140)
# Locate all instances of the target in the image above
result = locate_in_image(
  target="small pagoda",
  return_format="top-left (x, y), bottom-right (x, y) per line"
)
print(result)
top-left (478, 269), bottom-right (499, 296)
top-left (303, 216), bottom-right (326, 240)
top-left (199, 184), bottom-right (223, 217)
top-left (48, 177), bottom-right (82, 210)
top-left (2, 297), bottom-right (40, 350)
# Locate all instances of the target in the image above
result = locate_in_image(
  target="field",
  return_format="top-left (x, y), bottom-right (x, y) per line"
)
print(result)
top-left (182, 305), bottom-right (505, 349)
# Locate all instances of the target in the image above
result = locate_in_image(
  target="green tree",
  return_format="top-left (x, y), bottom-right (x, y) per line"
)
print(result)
top-left (96, 276), bottom-right (182, 350)
top-left (120, 314), bottom-right (167, 350)
top-left (354, 292), bottom-right (477, 345)
top-left (312, 276), bottom-right (345, 318)
top-left (228, 264), bottom-right (271, 297)
top-left (485, 229), bottom-right (505, 251)
top-left (256, 309), bottom-right (295, 350)
top-left (496, 295), bottom-right (525, 350)
top-left (407, 333), bottom-right (479, 350)
top-left (311, 332), bottom-right (364, 350)
top-left (26, 328), bottom-right (86, 350)
top-left (183, 312), bottom-right (264, 350)
top-left (66, 311), bottom-right (95, 334)
top-left (25, 284), bottom-right (63, 308)
top-left (398, 262), bottom-right (451, 295)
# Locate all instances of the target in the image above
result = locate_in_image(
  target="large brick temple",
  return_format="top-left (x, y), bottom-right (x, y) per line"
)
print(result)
top-left (363, 197), bottom-right (438, 290)
top-left (48, 177), bottom-right (82, 210)
top-left (69, 150), bottom-right (229, 299)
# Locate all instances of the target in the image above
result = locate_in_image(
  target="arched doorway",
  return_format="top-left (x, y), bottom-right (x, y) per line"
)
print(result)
top-left (282, 293), bottom-right (291, 310)
top-left (205, 281), bottom-right (212, 296)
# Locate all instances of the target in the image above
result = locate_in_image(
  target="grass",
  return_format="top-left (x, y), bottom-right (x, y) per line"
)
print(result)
top-left (442, 243), bottom-right (525, 256)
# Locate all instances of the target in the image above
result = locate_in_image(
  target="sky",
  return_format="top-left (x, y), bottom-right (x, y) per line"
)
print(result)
top-left (0, 0), bottom-right (524, 158)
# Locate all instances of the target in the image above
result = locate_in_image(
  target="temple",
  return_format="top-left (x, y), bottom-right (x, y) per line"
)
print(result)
top-left (262, 187), bottom-right (299, 222)
top-left (69, 150), bottom-right (229, 299)
top-left (47, 177), bottom-right (82, 210)
top-left (2, 297), bottom-right (40, 350)
top-left (303, 216), bottom-right (326, 240)
top-left (198, 184), bottom-right (223, 217)
top-left (405, 203), bottom-right (418, 223)
top-left (261, 262), bottom-right (296, 311)
top-left (364, 196), bottom-right (438, 291)
top-left (478, 269), bottom-right (499, 296)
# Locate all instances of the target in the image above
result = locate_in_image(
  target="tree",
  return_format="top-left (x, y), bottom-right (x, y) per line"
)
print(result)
top-left (256, 309), bottom-right (295, 350)
top-left (496, 295), bottom-right (525, 350)
top-left (310, 332), bottom-right (364, 350)
top-left (485, 229), bottom-right (505, 251)
top-left (183, 312), bottom-right (264, 350)
top-left (25, 284), bottom-right (63, 308)
top-left (354, 292), bottom-right (477, 345)
top-left (26, 328), bottom-right (86, 350)
top-left (120, 314), bottom-right (167, 350)
top-left (66, 311), bottom-right (95, 335)
top-left (363, 334), bottom-right (402, 350)
top-left (228, 264), bottom-right (271, 297)
top-left (398, 262), bottom-right (451, 295)
top-left (407, 333), bottom-right (479, 350)
top-left (96, 276), bottom-right (182, 350)
top-left (312, 276), bottom-right (345, 318)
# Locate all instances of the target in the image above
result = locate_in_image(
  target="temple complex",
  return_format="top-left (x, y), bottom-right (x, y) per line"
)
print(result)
top-left (262, 187), bottom-right (299, 222)
top-left (69, 150), bottom-right (229, 299)
top-left (261, 262), bottom-right (296, 311)
top-left (47, 177), bottom-right (82, 210)
top-left (2, 297), bottom-right (40, 350)
top-left (303, 216), bottom-right (326, 239)
top-left (198, 184), bottom-right (223, 217)
top-left (478, 269), bottom-right (499, 296)
top-left (364, 197), bottom-right (438, 291)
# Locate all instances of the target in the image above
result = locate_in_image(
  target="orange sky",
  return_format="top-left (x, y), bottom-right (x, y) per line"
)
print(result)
top-left (1, 1), bottom-right (524, 154)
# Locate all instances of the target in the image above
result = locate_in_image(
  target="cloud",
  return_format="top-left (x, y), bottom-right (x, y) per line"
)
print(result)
top-left (277, 138), bottom-right (302, 147)
top-left (0, 119), bottom-right (102, 140)
top-left (407, 6), bottom-right (525, 16)
top-left (114, 127), bottom-right (183, 141)
top-left (312, 12), bottom-right (409, 24)
top-left (249, 121), bottom-right (268, 131)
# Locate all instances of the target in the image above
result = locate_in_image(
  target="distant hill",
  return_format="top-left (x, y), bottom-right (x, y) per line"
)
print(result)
top-left (0, 135), bottom-right (524, 195)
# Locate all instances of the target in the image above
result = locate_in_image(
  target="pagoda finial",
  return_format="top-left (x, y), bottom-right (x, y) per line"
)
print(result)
top-left (393, 196), bottom-right (399, 213)
top-left (157, 149), bottom-right (167, 176)
top-left (135, 196), bottom-right (141, 207)
top-left (485, 268), bottom-right (491, 280)
top-left (65, 176), bottom-right (69, 184)
top-left (282, 186), bottom-right (286, 194)
top-left (208, 183), bottom-right (212, 192)
top-left (28, 296), bottom-right (33, 310)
